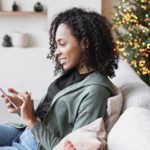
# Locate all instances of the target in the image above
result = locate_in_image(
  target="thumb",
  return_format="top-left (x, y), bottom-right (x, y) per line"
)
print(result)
top-left (18, 95), bottom-right (26, 103)
top-left (8, 88), bottom-right (18, 95)
top-left (18, 106), bottom-right (22, 111)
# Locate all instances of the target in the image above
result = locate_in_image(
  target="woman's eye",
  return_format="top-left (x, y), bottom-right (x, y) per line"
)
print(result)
top-left (60, 44), bottom-right (66, 46)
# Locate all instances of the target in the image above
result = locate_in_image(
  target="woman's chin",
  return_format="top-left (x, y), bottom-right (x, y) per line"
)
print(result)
top-left (63, 65), bottom-right (72, 71)
top-left (63, 66), bottom-right (69, 70)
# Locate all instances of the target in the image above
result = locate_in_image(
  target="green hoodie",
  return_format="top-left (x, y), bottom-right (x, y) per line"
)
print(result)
top-left (2, 71), bottom-right (116, 150)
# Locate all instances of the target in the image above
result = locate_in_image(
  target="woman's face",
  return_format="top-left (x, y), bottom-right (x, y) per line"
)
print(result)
top-left (54, 23), bottom-right (83, 72)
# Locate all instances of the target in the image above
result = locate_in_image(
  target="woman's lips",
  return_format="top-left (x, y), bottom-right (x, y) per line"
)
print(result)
top-left (60, 59), bottom-right (67, 64)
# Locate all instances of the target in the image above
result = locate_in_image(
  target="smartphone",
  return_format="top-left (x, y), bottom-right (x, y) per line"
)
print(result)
top-left (0, 88), bottom-right (18, 110)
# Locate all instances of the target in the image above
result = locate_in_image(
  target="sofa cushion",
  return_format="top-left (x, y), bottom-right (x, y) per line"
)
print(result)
top-left (53, 118), bottom-right (107, 150)
top-left (104, 83), bottom-right (123, 136)
top-left (109, 59), bottom-right (150, 114)
top-left (107, 107), bottom-right (150, 150)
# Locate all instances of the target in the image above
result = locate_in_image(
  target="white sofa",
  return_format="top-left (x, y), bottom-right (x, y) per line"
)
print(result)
top-left (107, 59), bottom-right (150, 150)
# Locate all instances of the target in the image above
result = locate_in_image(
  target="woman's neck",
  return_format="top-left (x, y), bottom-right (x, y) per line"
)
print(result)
top-left (76, 66), bottom-right (96, 74)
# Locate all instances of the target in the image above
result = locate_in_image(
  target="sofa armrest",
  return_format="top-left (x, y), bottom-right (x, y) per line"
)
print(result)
top-left (107, 107), bottom-right (150, 150)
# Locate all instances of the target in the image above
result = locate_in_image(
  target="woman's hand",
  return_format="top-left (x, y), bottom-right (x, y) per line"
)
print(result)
top-left (18, 91), bottom-right (39, 129)
top-left (0, 88), bottom-right (23, 114)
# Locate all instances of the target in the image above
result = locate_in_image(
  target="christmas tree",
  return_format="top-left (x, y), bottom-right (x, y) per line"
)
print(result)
top-left (111, 0), bottom-right (150, 86)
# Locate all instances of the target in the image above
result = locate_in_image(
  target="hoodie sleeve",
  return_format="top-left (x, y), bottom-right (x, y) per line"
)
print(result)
top-left (30, 121), bottom-right (62, 150)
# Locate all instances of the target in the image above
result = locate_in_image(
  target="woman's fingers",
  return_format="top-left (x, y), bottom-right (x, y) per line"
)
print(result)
top-left (8, 88), bottom-right (19, 95)
top-left (18, 91), bottom-right (29, 96)
top-left (3, 97), bottom-right (14, 109)
top-left (4, 97), bottom-right (9, 104)
top-left (2, 96), bottom-right (11, 107)
top-left (18, 91), bottom-right (30, 99)
top-left (19, 91), bottom-right (28, 94)
top-left (5, 99), bottom-right (14, 109)
top-left (0, 93), bottom-right (4, 97)
top-left (6, 101), bottom-right (20, 113)
top-left (0, 93), bottom-right (6, 99)
top-left (29, 91), bottom-right (31, 98)
top-left (4, 98), bottom-right (8, 104)
top-left (0, 91), bottom-right (21, 113)
top-left (18, 93), bottom-right (30, 102)
top-left (6, 101), bottom-right (12, 107)
top-left (8, 107), bottom-right (20, 113)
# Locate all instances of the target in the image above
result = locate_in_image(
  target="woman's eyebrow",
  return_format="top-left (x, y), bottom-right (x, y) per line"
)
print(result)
top-left (56, 38), bottom-right (66, 42)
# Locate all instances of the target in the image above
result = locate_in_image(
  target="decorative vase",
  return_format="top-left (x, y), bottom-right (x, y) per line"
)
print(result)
top-left (12, 1), bottom-right (18, 11)
top-left (12, 32), bottom-right (29, 48)
top-left (2, 35), bottom-right (12, 47)
top-left (34, 2), bottom-right (43, 12)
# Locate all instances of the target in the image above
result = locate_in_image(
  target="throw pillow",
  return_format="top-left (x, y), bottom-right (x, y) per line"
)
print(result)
top-left (53, 118), bottom-right (107, 150)
top-left (107, 107), bottom-right (150, 150)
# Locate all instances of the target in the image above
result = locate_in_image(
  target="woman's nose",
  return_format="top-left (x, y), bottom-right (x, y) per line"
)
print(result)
top-left (55, 48), bottom-right (61, 55)
top-left (55, 48), bottom-right (61, 56)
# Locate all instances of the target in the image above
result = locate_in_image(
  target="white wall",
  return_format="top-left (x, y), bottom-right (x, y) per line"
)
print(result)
top-left (0, 47), bottom-right (56, 124)
top-left (48, 0), bottom-right (102, 27)
top-left (0, 0), bottom-right (49, 47)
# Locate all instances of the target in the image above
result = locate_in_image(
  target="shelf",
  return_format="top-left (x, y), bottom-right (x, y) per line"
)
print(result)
top-left (0, 11), bottom-right (47, 15)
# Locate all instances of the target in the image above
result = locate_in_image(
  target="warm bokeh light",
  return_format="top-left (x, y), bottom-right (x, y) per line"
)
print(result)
top-left (111, 0), bottom-right (150, 85)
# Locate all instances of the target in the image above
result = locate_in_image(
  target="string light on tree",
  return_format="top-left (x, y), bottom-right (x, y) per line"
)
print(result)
top-left (111, 0), bottom-right (150, 85)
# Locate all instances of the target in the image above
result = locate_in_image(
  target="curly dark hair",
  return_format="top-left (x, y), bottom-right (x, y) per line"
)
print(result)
top-left (47, 7), bottom-right (119, 78)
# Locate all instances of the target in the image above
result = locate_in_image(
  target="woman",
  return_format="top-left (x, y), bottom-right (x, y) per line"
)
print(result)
top-left (0, 7), bottom-right (119, 150)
